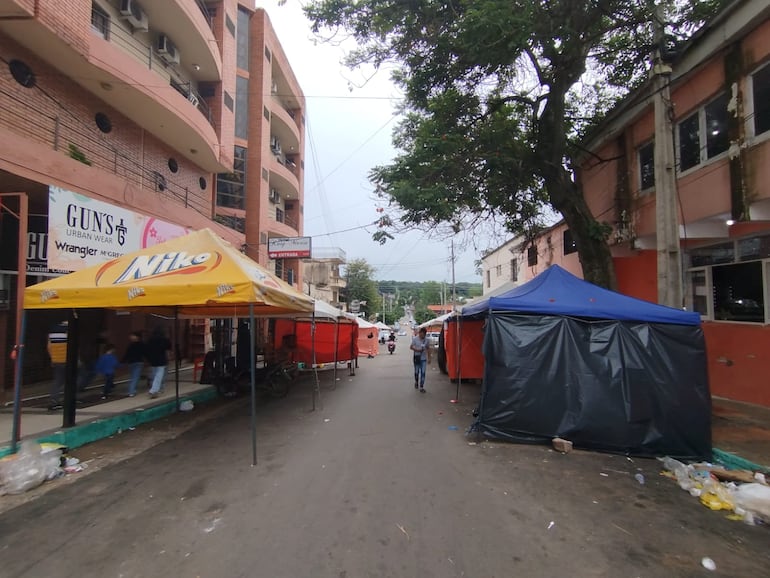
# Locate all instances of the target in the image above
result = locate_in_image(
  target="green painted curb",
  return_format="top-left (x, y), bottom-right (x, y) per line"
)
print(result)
top-left (0, 388), bottom-right (217, 458)
top-left (713, 447), bottom-right (770, 473)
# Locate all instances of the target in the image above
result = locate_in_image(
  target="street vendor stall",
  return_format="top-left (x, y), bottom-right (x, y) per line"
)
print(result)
top-left (16, 228), bottom-right (314, 464)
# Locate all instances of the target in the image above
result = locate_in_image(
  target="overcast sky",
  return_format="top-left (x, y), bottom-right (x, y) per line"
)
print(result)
top-left (256, 1), bottom-right (485, 284)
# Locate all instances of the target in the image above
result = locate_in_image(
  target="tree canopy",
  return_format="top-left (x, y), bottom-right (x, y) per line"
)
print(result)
top-left (305, 0), bottom-right (731, 288)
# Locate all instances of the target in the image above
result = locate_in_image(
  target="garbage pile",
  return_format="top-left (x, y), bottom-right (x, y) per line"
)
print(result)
top-left (0, 440), bottom-right (85, 496)
top-left (660, 456), bottom-right (770, 525)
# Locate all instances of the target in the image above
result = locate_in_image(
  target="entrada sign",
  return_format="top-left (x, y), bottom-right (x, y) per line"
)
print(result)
top-left (268, 236), bottom-right (312, 259)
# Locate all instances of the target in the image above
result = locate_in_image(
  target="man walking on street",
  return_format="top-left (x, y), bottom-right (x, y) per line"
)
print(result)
top-left (145, 327), bottom-right (171, 398)
top-left (410, 327), bottom-right (431, 393)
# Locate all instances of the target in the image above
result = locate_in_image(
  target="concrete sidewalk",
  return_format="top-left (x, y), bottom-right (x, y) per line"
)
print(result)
top-left (0, 366), bottom-right (215, 457)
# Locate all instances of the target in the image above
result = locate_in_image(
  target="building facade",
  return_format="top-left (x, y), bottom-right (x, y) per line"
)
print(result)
top-left (302, 247), bottom-right (346, 308)
top-left (215, 4), bottom-right (306, 289)
top-left (486, 0), bottom-right (770, 407)
top-left (0, 1), bottom-right (305, 393)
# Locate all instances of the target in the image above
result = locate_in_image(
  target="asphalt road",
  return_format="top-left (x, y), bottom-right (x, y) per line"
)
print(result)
top-left (0, 342), bottom-right (768, 577)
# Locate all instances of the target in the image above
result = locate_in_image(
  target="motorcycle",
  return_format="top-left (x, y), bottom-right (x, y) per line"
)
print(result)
top-left (387, 341), bottom-right (396, 355)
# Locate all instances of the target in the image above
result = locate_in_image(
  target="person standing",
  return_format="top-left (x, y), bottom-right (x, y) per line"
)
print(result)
top-left (47, 320), bottom-right (68, 411)
top-left (410, 327), bottom-right (431, 393)
top-left (122, 331), bottom-right (145, 397)
top-left (94, 344), bottom-right (120, 399)
top-left (145, 327), bottom-right (171, 398)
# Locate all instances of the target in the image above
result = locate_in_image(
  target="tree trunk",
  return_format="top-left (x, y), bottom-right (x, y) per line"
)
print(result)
top-left (548, 173), bottom-right (617, 290)
top-left (538, 80), bottom-right (616, 290)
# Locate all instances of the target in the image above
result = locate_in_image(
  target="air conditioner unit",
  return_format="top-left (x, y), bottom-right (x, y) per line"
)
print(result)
top-left (157, 35), bottom-right (180, 65)
top-left (269, 189), bottom-right (280, 203)
top-left (120, 0), bottom-right (149, 31)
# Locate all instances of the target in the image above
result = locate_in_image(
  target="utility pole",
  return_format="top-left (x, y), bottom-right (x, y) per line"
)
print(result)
top-left (652, 1), bottom-right (683, 308)
top-left (451, 240), bottom-right (457, 312)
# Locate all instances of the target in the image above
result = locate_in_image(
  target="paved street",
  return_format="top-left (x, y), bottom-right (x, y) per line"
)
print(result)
top-left (0, 343), bottom-right (768, 577)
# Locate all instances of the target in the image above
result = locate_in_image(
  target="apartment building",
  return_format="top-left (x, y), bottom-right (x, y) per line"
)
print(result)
top-left (0, 1), bottom-right (305, 391)
top-left (215, 5), bottom-right (306, 288)
top-left (487, 0), bottom-right (770, 407)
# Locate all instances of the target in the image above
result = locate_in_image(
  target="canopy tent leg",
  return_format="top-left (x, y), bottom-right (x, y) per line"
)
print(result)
top-left (331, 320), bottom-right (339, 390)
top-left (10, 311), bottom-right (27, 453)
top-left (310, 313), bottom-right (322, 411)
top-left (174, 309), bottom-right (180, 410)
top-left (250, 305), bottom-right (257, 466)
top-left (63, 309), bottom-right (80, 428)
top-left (454, 318), bottom-right (462, 403)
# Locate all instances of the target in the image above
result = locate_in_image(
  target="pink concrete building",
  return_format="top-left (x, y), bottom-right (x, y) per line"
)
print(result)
top-left (0, 1), bottom-right (305, 392)
top-left (482, 1), bottom-right (770, 407)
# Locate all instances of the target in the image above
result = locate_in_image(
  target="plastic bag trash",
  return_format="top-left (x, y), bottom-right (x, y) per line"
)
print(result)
top-left (179, 400), bottom-right (194, 412)
top-left (701, 557), bottom-right (716, 571)
top-left (731, 483), bottom-right (770, 523)
top-left (0, 440), bottom-right (62, 495)
top-left (659, 456), bottom-right (696, 492)
top-left (634, 473), bottom-right (645, 485)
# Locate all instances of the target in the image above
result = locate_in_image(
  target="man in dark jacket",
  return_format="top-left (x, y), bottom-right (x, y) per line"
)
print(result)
top-left (122, 331), bottom-right (145, 397)
top-left (145, 327), bottom-right (171, 398)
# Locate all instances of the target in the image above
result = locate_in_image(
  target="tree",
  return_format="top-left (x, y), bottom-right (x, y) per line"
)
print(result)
top-left (344, 259), bottom-right (379, 318)
top-left (305, 0), bottom-right (730, 288)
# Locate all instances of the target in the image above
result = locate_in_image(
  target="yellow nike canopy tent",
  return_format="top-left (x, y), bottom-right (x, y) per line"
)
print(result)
top-left (17, 228), bottom-right (314, 463)
top-left (24, 228), bottom-right (314, 316)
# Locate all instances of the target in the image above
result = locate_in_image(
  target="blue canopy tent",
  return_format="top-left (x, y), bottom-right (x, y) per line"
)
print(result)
top-left (465, 266), bottom-right (711, 460)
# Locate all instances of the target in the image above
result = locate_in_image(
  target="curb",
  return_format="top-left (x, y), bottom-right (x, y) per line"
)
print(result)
top-left (713, 447), bottom-right (770, 474)
top-left (0, 388), bottom-right (217, 459)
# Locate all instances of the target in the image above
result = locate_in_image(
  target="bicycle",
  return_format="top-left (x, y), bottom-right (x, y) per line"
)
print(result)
top-left (213, 357), bottom-right (296, 399)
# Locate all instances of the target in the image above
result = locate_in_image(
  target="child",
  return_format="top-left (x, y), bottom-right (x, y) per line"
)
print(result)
top-left (95, 344), bottom-right (120, 399)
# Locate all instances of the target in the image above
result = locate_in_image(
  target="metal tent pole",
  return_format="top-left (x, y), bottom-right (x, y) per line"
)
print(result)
top-left (250, 305), bottom-right (257, 465)
top-left (10, 311), bottom-right (27, 453)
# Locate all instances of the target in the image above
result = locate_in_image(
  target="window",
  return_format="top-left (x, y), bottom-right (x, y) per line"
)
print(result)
top-left (563, 230), bottom-right (577, 255)
top-left (236, 7), bottom-right (250, 70)
top-left (486, 270), bottom-right (491, 287)
top-left (275, 258), bottom-right (284, 279)
top-left (686, 234), bottom-right (770, 323)
top-left (679, 112), bottom-right (700, 171)
top-left (276, 207), bottom-right (285, 223)
top-left (705, 93), bottom-right (729, 158)
top-left (495, 264), bottom-right (502, 277)
top-left (216, 146), bottom-right (247, 209)
top-left (95, 112), bottom-right (112, 133)
top-left (713, 262), bottom-right (764, 323)
top-left (91, 4), bottom-right (110, 40)
top-left (638, 141), bottom-right (654, 190)
top-left (9, 60), bottom-right (35, 88)
top-left (678, 93), bottom-right (729, 171)
top-left (689, 269), bottom-right (709, 316)
top-left (527, 245), bottom-right (538, 267)
top-left (235, 75), bottom-right (249, 140)
top-left (752, 62), bottom-right (770, 137)
top-left (510, 259), bottom-right (518, 282)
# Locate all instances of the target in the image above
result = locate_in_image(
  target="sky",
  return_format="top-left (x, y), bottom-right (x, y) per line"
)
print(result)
top-left (256, 0), bottom-right (486, 284)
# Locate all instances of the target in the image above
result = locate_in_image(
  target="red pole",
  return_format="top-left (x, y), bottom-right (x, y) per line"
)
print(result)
top-left (1, 193), bottom-right (28, 451)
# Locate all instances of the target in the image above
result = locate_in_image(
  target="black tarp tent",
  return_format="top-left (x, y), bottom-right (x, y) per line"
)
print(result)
top-left (463, 265), bottom-right (711, 460)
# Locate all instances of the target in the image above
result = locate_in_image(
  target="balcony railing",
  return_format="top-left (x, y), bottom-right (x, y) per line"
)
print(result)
top-left (96, 22), bottom-right (214, 126)
top-left (274, 207), bottom-right (299, 231)
top-left (195, 0), bottom-right (213, 29)
top-left (0, 84), bottom-right (211, 217)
